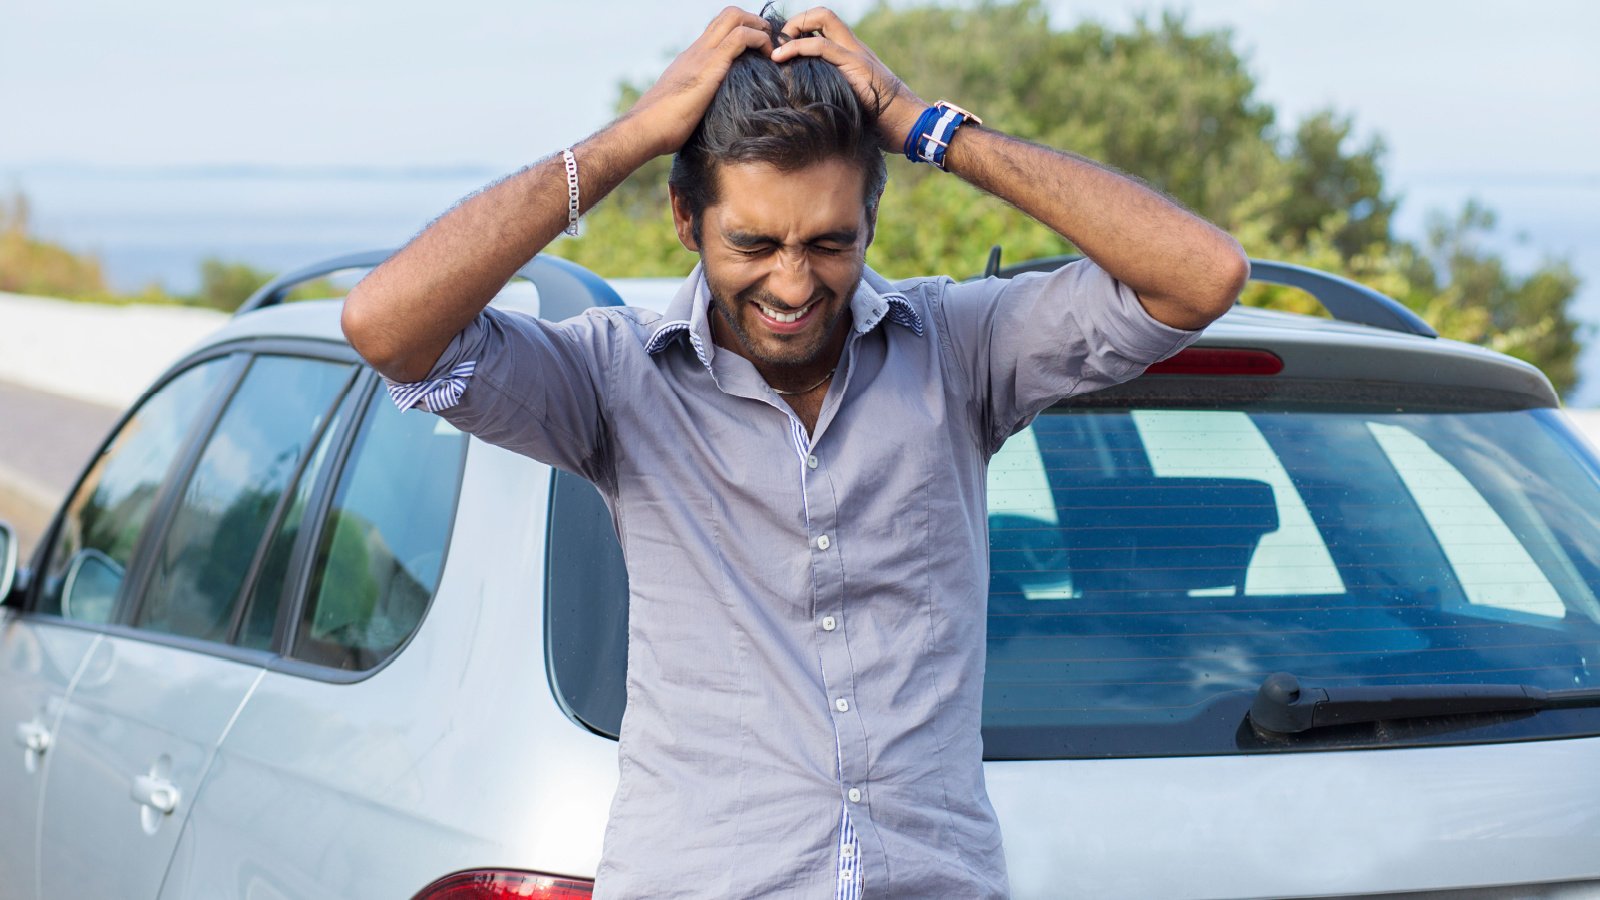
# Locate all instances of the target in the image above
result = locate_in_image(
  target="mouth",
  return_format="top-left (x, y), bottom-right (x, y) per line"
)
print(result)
top-left (752, 298), bottom-right (822, 331)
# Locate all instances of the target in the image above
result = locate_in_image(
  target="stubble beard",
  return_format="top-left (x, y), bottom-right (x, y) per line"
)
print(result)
top-left (708, 281), bottom-right (851, 374)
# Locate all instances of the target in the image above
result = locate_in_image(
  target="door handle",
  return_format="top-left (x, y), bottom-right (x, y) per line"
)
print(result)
top-left (14, 721), bottom-right (50, 754)
top-left (130, 774), bottom-right (180, 815)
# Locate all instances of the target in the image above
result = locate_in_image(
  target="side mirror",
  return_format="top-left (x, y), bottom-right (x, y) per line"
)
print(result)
top-left (61, 549), bottom-right (122, 624)
top-left (0, 521), bottom-right (18, 606)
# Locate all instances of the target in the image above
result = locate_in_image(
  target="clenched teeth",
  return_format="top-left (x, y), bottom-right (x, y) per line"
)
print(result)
top-left (759, 301), bottom-right (814, 324)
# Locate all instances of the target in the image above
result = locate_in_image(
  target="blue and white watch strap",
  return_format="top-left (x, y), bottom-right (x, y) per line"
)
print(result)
top-left (911, 100), bottom-right (983, 171)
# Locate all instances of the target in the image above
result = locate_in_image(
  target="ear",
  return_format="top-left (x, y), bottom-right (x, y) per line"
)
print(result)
top-left (669, 185), bottom-right (700, 253)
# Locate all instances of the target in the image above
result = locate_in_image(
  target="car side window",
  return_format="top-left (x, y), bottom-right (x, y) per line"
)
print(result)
top-left (35, 357), bottom-right (234, 623)
top-left (289, 391), bottom-right (467, 671)
top-left (132, 356), bottom-right (354, 642)
top-left (547, 470), bottom-right (630, 737)
top-left (233, 388), bottom-right (357, 651)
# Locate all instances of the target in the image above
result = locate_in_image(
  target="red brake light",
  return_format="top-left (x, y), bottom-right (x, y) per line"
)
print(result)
top-left (413, 870), bottom-right (594, 900)
top-left (1144, 347), bottom-right (1283, 376)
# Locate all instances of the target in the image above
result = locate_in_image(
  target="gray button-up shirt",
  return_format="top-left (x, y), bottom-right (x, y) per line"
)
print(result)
top-left (391, 259), bottom-right (1201, 898)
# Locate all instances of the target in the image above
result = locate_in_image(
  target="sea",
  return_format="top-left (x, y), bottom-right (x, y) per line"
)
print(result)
top-left (5, 163), bottom-right (1598, 403)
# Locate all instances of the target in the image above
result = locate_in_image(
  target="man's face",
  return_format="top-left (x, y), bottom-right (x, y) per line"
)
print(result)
top-left (674, 157), bottom-right (872, 375)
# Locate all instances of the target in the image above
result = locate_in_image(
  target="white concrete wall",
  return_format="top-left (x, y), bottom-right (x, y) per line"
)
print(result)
top-left (0, 291), bottom-right (228, 408)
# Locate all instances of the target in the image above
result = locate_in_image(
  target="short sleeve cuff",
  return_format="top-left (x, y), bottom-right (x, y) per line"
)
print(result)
top-left (1097, 274), bottom-right (1207, 366)
top-left (384, 360), bottom-right (477, 413)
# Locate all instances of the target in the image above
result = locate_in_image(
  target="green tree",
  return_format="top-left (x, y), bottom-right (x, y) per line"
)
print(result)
top-left (1279, 111), bottom-right (1395, 258)
top-left (552, 1), bottom-right (1584, 395)
top-left (1419, 203), bottom-right (1584, 391)
top-left (191, 258), bottom-right (272, 312)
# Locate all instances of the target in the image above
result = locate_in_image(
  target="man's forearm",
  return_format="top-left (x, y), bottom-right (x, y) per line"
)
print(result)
top-left (343, 8), bottom-right (775, 384)
top-left (944, 125), bottom-right (1248, 330)
top-left (341, 119), bottom-right (654, 383)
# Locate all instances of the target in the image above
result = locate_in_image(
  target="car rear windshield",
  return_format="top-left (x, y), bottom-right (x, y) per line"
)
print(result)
top-left (549, 383), bottom-right (1600, 757)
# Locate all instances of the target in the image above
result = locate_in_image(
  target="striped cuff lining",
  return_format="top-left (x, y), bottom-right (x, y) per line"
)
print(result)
top-left (384, 361), bottom-right (476, 413)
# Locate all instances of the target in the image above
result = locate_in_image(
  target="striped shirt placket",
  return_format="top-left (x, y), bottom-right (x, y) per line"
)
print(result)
top-left (835, 803), bottom-right (861, 900)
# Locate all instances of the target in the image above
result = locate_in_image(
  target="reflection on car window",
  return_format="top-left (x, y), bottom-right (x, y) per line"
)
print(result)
top-left (134, 356), bottom-right (353, 642)
top-left (291, 392), bottom-right (466, 670)
top-left (1133, 410), bottom-right (1343, 596)
top-left (1370, 422), bottom-right (1563, 618)
top-left (235, 390), bottom-right (354, 651)
top-left (983, 406), bottom-right (1600, 758)
top-left (37, 358), bottom-right (232, 623)
top-left (988, 427), bottom-right (1070, 601)
top-left (547, 470), bottom-right (630, 737)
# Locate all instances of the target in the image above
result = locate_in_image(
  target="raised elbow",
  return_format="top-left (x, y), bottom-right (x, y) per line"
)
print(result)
top-left (340, 289), bottom-right (384, 365)
top-left (1206, 239), bottom-right (1251, 319)
top-left (340, 288), bottom-right (412, 380)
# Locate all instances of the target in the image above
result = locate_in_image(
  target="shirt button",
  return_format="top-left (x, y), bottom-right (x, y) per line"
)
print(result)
top-left (848, 788), bottom-right (862, 803)
top-left (817, 534), bottom-right (831, 550)
top-left (807, 454), bottom-right (819, 469)
top-left (821, 616), bottom-right (837, 632)
top-left (834, 697), bottom-right (850, 713)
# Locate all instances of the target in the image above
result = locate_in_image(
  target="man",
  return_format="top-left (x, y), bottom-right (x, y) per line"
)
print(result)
top-left (343, 6), bottom-right (1247, 897)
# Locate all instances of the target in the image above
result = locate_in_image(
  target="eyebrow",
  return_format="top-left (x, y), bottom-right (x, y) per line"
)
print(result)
top-left (725, 229), bottom-right (860, 249)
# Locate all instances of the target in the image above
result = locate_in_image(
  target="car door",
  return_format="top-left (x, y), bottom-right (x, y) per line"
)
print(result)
top-left (155, 381), bottom-right (477, 899)
top-left (34, 352), bottom-right (356, 900)
top-left (1, 354), bottom-right (238, 900)
top-left (0, 615), bottom-right (99, 900)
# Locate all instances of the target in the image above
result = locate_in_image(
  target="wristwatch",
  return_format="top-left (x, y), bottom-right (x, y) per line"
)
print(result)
top-left (917, 100), bottom-right (983, 171)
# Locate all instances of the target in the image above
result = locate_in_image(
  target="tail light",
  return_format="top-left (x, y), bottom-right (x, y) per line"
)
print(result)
top-left (412, 870), bottom-right (594, 899)
top-left (1144, 347), bottom-right (1284, 376)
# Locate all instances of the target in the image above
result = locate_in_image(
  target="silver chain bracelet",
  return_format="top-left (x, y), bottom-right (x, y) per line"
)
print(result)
top-left (562, 148), bottom-right (580, 236)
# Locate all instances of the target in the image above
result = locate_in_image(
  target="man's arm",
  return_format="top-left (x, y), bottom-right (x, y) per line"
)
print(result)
top-left (341, 8), bottom-right (775, 383)
top-left (774, 7), bottom-right (1249, 331)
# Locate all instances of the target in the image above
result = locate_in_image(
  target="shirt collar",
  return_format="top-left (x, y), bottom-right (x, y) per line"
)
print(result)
top-left (644, 263), bottom-right (924, 366)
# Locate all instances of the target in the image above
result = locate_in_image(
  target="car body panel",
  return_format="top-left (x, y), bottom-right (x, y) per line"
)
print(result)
top-left (988, 738), bottom-right (1600, 898)
top-left (36, 634), bottom-right (261, 900)
top-left (0, 617), bottom-right (101, 900)
top-left (160, 440), bottom-right (619, 899)
top-left (1190, 312), bottom-right (1555, 405)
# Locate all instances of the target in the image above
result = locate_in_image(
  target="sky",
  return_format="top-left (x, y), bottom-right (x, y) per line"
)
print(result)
top-left (4, 0), bottom-right (1597, 377)
top-left (4, 0), bottom-right (1596, 181)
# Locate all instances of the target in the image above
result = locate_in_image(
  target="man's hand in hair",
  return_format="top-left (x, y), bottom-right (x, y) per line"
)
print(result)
top-left (775, 7), bottom-right (1245, 329)
top-left (628, 7), bottom-right (775, 159)
top-left (772, 6), bottom-right (927, 153)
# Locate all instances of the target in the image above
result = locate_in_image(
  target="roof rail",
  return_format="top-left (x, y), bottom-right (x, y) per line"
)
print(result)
top-left (234, 249), bottom-right (625, 321)
top-left (986, 254), bottom-right (1438, 339)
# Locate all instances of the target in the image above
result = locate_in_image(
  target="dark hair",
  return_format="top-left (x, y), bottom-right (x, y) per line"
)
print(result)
top-left (669, 9), bottom-right (888, 242)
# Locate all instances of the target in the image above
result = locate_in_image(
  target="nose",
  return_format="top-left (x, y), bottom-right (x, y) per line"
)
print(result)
top-left (765, 249), bottom-right (817, 309)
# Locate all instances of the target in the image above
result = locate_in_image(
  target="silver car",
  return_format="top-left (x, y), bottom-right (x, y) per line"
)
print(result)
top-left (5, 251), bottom-right (1600, 899)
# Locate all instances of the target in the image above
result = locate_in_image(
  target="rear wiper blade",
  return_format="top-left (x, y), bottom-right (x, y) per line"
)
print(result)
top-left (1248, 671), bottom-right (1600, 736)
